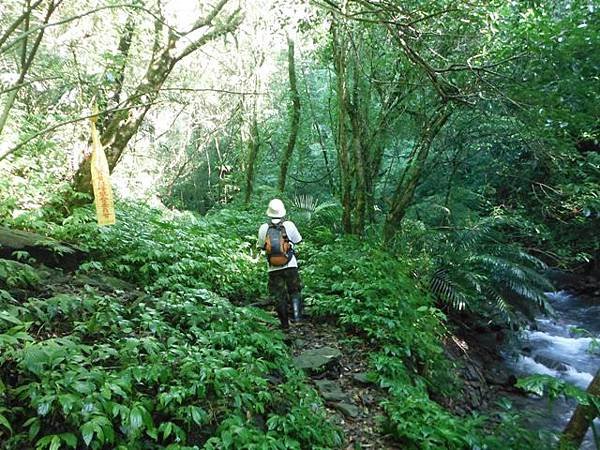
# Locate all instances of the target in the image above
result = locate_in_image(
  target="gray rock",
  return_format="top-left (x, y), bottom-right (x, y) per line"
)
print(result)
top-left (73, 273), bottom-right (135, 292)
top-left (314, 380), bottom-right (349, 402)
top-left (464, 363), bottom-right (483, 382)
top-left (359, 392), bottom-right (375, 406)
top-left (294, 338), bottom-right (307, 349)
top-left (293, 347), bottom-right (342, 371)
top-left (533, 355), bottom-right (569, 372)
top-left (0, 226), bottom-right (86, 271)
top-left (332, 401), bottom-right (360, 418)
top-left (351, 372), bottom-right (374, 385)
top-left (483, 367), bottom-right (515, 386)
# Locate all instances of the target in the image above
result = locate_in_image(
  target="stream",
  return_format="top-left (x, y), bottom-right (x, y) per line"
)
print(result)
top-left (507, 291), bottom-right (600, 449)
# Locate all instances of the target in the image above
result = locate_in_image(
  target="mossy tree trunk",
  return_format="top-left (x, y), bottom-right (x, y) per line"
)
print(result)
top-left (331, 16), bottom-right (353, 234)
top-left (559, 369), bottom-right (600, 449)
top-left (278, 36), bottom-right (301, 193)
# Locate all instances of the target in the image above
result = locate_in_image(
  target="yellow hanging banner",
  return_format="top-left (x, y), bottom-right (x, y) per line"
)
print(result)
top-left (90, 105), bottom-right (116, 226)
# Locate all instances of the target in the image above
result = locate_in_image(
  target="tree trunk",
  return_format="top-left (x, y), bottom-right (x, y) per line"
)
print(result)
top-left (278, 36), bottom-right (301, 192)
top-left (349, 105), bottom-right (367, 234)
top-left (244, 115), bottom-right (259, 204)
top-left (559, 369), bottom-right (600, 449)
top-left (331, 18), bottom-right (353, 234)
top-left (384, 104), bottom-right (452, 242)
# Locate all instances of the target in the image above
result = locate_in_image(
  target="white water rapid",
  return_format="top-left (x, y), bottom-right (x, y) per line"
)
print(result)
top-left (508, 291), bottom-right (599, 449)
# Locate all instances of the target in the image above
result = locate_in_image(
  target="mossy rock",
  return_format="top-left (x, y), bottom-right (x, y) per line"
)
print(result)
top-left (293, 346), bottom-right (342, 372)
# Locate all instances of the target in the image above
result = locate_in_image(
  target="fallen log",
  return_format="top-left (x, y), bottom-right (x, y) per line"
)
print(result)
top-left (0, 226), bottom-right (87, 271)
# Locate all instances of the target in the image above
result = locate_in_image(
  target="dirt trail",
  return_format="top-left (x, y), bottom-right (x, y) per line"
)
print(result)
top-left (286, 319), bottom-right (401, 449)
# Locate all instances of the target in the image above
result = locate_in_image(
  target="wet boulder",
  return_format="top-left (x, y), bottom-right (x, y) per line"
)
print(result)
top-left (533, 355), bottom-right (569, 372)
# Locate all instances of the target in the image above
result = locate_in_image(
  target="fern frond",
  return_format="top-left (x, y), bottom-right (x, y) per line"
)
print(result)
top-left (292, 193), bottom-right (320, 212)
top-left (485, 286), bottom-right (512, 323)
top-left (513, 250), bottom-right (549, 271)
top-left (430, 268), bottom-right (468, 310)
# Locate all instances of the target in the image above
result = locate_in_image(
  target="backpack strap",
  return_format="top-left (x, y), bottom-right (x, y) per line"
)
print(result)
top-left (269, 221), bottom-right (288, 236)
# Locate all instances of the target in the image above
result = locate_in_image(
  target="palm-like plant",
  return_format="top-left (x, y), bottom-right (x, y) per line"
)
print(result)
top-left (290, 193), bottom-right (342, 231)
top-left (429, 215), bottom-right (554, 323)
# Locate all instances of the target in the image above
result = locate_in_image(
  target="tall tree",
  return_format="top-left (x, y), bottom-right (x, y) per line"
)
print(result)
top-left (383, 103), bottom-right (452, 241)
top-left (72, 0), bottom-right (242, 194)
top-left (331, 14), bottom-right (352, 233)
top-left (278, 35), bottom-right (300, 193)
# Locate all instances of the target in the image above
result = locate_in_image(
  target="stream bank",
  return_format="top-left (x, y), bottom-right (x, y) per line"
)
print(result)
top-left (506, 289), bottom-right (600, 450)
top-left (449, 272), bottom-right (600, 449)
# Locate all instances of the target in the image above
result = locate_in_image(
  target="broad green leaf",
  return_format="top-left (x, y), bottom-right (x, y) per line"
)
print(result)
top-left (0, 413), bottom-right (12, 434)
top-left (161, 421), bottom-right (173, 440)
top-left (190, 406), bottom-right (205, 425)
top-left (49, 435), bottom-right (61, 450)
top-left (60, 433), bottom-right (78, 448)
top-left (28, 417), bottom-right (41, 440)
top-left (81, 421), bottom-right (95, 447)
top-left (129, 406), bottom-right (143, 430)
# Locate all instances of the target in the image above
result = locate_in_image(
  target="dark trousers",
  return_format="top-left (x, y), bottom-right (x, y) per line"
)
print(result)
top-left (268, 267), bottom-right (301, 328)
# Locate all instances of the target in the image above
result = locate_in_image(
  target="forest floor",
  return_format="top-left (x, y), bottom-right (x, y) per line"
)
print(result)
top-left (6, 223), bottom-right (578, 448)
top-left (285, 318), bottom-right (401, 449)
top-left (4, 242), bottom-right (400, 448)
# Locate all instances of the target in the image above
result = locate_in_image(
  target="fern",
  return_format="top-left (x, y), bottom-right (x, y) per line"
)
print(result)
top-left (428, 214), bottom-right (553, 323)
top-left (430, 269), bottom-right (468, 311)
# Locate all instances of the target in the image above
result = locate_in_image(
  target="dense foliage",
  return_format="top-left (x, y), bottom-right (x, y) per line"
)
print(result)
top-left (1, 204), bottom-right (345, 449)
top-left (1, 0), bottom-right (598, 448)
top-left (2, 202), bottom-right (560, 449)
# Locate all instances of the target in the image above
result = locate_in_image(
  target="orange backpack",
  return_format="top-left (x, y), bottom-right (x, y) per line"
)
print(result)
top-left (265, 223), bottom-right (293, 266)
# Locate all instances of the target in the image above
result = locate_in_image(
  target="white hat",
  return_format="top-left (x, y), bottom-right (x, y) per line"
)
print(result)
top-left (266, 198), bottom-right (286, 218)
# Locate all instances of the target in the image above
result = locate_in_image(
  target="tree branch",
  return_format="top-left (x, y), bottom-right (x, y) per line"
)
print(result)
top-left (186, 0), bottom-right (230, 34)
top-left (159, 86), bottom-right (264, 95)
top-left (0, 76), bottom-right (61, 96)
top-left (0, 100), bottom-right (168, 162)
top-left (176, 8), bottom-right (242, 62)
top-left (0, 0), bottom-right (44, 49)
top-left (0, 3), bottom-right (180, 55)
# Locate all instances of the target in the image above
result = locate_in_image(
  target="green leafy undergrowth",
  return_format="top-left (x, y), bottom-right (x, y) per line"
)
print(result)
top-left (3, 202), bottom-right (547, 448)
top-left (517, 374), bottom-right (600, 409)
top-left (0, 283), bottom-right (341, 449)
top-left (16, 203), bottom-right (266, 303)
top-left (302, 238), bottom-right (546, 449)
top-left (0, 204), bottom-right (342, 448)
top-left (0, 259), bottom-right (41, 289)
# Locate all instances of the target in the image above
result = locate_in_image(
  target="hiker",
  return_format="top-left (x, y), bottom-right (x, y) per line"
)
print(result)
top-left (257, 198), bottom-right (303, 329)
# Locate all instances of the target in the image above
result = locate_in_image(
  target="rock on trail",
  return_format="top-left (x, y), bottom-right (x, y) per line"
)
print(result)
top-left (289, 320), bottom-right (400, 449)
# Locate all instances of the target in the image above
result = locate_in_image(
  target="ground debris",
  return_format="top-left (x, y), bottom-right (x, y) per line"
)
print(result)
top-left (288, 320), bottom-right (401, 449)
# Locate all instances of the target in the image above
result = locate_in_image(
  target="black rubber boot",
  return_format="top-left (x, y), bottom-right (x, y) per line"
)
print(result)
top-left (291, 294), bottom-right (303, 323)
top-left (277, 299), bottom-right (289, 329)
